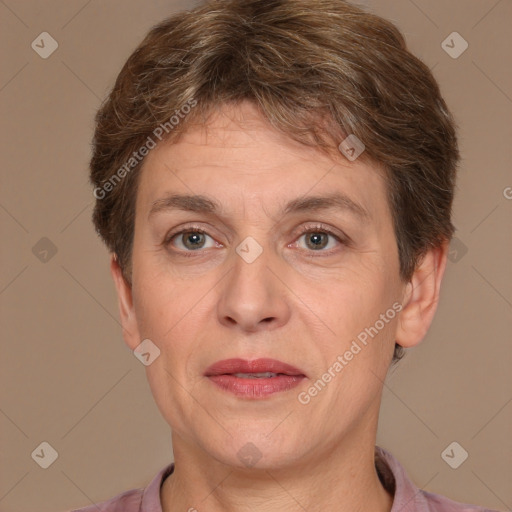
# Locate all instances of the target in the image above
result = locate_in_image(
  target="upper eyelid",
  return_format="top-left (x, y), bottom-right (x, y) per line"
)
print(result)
top-left (166, 222), bottom-right (343, 237)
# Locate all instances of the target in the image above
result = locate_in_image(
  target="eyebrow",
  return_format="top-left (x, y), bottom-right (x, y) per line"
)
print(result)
top-left (148, 192), bottom-right (370, 222)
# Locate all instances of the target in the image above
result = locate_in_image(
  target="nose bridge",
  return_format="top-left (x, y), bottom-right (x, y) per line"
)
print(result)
top-left (216, 234), bottom-right (290, 331)
top-left (229, 236), bottom-right (273, 304)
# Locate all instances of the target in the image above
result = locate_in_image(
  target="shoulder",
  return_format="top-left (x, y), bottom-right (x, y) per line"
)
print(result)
top-left (68, 462), bottom-right (175, 512)
top-left (70, 487), bottom-right (143, 512)
top-left (419, 488), bottom-right (501, 512)
top-left (375, 446), bottom-right (502, 512)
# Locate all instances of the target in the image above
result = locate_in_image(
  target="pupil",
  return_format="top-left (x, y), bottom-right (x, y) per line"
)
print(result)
top-left (184, 232), bottom-right (204, 250)
top-left (307, 233), bottom-right (327, 250)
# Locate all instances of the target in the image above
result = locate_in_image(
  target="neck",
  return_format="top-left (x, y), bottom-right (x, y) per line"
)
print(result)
top-left (161, 425), bottom-right (393, 512)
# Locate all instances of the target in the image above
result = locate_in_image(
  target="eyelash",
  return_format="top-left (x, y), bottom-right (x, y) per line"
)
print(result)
top-left (163, 223), bottom-right (349, 257)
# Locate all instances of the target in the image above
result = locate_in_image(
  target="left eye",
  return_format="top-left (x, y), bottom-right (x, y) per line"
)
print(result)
top-left (295, 229), bottom-right (341, 252)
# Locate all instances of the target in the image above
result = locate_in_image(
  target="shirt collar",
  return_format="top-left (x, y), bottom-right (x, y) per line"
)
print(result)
top-left (375, 446), bottom-right (430, 512)
top-left (140, 461), bottom-right (174, 511)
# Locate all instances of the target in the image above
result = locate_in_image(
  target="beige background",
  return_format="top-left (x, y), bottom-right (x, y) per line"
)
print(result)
top-left (0, 0), bottom-right (511, 511)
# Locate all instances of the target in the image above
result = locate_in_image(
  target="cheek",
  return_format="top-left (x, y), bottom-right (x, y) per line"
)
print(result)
top-left (302, 263), bottom-right (399, 363)
top-left (132, 275), bottom-right (206, 425)
top-left (133, 280), bottom-right (193, 344)
top-left (131, 266), bottom-right (208, 373)
top-left (131, 244), bottom-right (191, 332)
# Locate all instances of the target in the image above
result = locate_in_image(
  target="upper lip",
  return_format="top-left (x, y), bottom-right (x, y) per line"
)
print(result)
top-left (204, 358), bottom-right (306, 377)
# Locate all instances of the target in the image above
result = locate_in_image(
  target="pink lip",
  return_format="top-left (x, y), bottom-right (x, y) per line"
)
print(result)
top-left (204, 358), bottom-right (306, 399)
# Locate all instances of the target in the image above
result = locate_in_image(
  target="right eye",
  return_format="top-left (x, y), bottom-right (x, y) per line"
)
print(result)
top-left (165, 227), bottom-right (219, 252)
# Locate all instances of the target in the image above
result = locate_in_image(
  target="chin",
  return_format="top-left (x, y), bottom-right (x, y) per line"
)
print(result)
top-left (199, 426), bottom-right (307, 471)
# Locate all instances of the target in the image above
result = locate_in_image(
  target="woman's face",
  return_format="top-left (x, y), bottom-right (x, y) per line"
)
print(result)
top-left (119, 101), bottom-right (407, 469)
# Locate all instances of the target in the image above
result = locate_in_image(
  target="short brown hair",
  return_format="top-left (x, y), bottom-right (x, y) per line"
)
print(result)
top-left (90, 0), bottom-right (460, 364)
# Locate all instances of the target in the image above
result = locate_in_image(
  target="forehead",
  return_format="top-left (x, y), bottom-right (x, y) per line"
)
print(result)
top-left (136, 102), bottom-right (390, 222)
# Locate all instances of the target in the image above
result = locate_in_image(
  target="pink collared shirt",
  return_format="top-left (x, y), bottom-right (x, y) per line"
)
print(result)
top-left (70, 446), bottom-right (501, 511)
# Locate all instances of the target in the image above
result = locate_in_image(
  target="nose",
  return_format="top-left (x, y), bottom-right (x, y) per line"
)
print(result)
top-left (216, 242), bottom-right (291, 333)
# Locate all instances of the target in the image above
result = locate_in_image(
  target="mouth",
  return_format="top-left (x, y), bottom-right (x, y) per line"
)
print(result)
top-left (204, 358), bottom-right (306, 399)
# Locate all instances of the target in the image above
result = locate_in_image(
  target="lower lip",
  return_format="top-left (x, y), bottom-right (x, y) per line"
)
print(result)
top-left (207, 374), bottom-right (305, 398)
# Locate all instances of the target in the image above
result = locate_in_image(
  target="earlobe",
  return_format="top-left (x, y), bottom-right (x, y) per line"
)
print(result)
top-left (395, 240), bottom-right (449, 349)
top-left (109, 254), bottom-right (141, 351)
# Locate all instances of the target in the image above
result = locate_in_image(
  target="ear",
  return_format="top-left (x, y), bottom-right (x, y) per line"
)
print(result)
top-left (110, 254), bottom-right (141, 351)
top-left (395, 240), bottom-right (449, 349)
